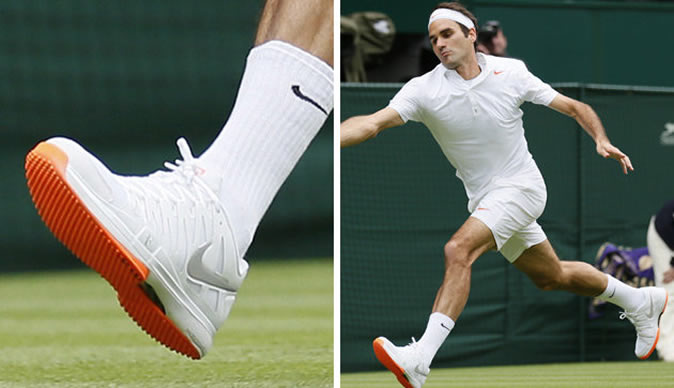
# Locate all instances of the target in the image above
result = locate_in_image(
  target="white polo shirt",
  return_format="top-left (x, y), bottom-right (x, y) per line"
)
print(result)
top-left (389, 53), bottom-right (558, 211)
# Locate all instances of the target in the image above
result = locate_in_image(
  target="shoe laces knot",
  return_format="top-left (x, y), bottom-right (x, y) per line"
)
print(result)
top-left (407, 337), bottom-right (423, 356)
top-left (133, 137), bottom-right (213, 207)
top-left (164, 137), bottom-right (204, 185)
top-left (620, 310), bottom-right (644, 327)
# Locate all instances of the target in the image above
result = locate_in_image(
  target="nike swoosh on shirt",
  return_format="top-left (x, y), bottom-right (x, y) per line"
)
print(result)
top-left (292, 85), bottom-right (328, 115)
top-left (493, 71), bottom-right (504, 75)
top-left (186, 241), bottom-right (238, 292)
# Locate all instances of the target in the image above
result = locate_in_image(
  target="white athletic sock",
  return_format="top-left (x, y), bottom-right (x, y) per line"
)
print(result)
top-left (198, 40), bottom-right (333, 258)
top-left (417, 312), bottom-right (454, 366)
top-left (597, 274), bottom-right (647, 312)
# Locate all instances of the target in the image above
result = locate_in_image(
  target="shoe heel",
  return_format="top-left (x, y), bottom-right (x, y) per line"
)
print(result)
top-left (118, 285), bottom-right (201, 359)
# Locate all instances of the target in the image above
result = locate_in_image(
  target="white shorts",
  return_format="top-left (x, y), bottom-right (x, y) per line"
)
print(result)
top-left (470, 182), bottom-right (547, 263)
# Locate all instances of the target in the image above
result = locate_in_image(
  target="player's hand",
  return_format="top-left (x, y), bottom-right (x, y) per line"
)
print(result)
top-left (596, 141), bottom-right (634, 175)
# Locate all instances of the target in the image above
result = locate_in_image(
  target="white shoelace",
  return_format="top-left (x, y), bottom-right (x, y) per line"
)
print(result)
top-left (125, 138), bottom-right (218, 217)
top-left (619, 310), bottom-right (647, 329)
top-left (163, 137), bottom-right (203, 185)
top-left (406, 337), bottom-right (429, 377)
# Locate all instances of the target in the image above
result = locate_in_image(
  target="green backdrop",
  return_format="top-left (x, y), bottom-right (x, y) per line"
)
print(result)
top-left (341, 83), bottom-right (674, 370)
top-left (0, 1), bottom-right (333, 272)
top-left (341, 0), bottom-right (674, 87)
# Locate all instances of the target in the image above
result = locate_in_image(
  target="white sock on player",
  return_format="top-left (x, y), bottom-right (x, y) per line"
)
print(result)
top-left (597, 274), bottom-right (647, 312)
top-left (417, 312), bottom-right (454, 366)
top-left (198, 40), bottom-right (333, 258)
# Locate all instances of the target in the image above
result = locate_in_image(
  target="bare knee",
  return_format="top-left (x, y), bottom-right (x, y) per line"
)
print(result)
top-left (443, 239), bottom-right (472, 269)
top-left (530, 270), bottom-right (565, 291)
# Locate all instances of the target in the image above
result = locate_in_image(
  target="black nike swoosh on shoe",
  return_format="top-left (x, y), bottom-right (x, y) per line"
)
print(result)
top-left (291, 85), bottom-right (328, 115)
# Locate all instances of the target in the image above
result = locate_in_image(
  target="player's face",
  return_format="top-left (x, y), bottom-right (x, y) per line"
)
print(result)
top-left (428, 19), bottom-right (476, 69)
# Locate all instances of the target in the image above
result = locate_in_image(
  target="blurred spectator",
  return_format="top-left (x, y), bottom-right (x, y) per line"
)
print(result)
top-left (477, 20), bottom-right (508, 56)
top-left (648, 200), bottom-right (674, 361)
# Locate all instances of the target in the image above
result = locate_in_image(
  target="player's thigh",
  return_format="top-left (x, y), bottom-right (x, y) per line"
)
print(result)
top-left (512, 239), bottom-right (562, 281)
top-left (499, 221), bottom-right (547, 263)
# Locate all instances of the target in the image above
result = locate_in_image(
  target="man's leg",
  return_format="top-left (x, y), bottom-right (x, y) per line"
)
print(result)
top-left (255, 0), bottom-right (333, 65)
top-left (25, 0), bottom-right (333, 359)
top-left (198, 0), bottom-right (333, 257)
top-left (514, 239), bottom-right (667, 359)
top-left (373, 217), bottom-right (496, 388)
top-left (417, 217), bottom-right (496, 363)
top-left (412, 217), bottom-right (495, 366)
top-left (432, 217), bottom-right (497, 319)
top-left (512, 240), bottom-right (607, 296)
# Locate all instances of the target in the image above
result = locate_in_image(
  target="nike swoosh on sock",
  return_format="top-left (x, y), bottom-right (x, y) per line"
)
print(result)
top-left (291, 85), bottom-right (328, 115)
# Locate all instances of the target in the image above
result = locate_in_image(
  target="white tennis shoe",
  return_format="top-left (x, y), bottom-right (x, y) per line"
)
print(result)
top-left (25, 137), bottom-right (249, 359)
top-left (620, 286), bottom-right (668, 359)
top-left (373, 336), bottom-right (430, 388)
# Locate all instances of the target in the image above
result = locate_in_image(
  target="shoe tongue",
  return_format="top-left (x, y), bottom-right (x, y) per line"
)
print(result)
top-left (192, 158), bottom-right (222, 195)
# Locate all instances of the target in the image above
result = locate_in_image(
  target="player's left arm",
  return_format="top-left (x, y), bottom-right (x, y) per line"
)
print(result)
top-left (548, 93), bottom-right (634, 174)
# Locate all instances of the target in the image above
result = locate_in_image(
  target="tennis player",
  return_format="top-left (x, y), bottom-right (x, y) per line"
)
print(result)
top-left (341, 3), bottom-right (666, 387)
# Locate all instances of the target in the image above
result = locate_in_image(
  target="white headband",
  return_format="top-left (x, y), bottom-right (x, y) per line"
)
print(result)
top-left (428, 9), bottom-right (475, 30)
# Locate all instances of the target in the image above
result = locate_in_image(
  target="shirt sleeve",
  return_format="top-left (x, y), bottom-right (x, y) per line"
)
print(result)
top-left (388, 78), bottom-right (423, 123)
top-left (518, 62), bottom-right (558, 106)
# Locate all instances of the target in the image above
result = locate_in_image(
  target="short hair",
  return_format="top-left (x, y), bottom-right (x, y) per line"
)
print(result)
top-left (432, 2), bottom-right (478, 50)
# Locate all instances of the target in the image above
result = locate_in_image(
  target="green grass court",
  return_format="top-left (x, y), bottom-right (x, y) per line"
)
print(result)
top-left (0, 258), bottom-right (332, 388)
top-left (342, 362), bottom-right (674, 387)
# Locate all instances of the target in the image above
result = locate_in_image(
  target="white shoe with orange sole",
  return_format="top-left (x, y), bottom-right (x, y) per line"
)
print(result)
top-left (373, 337), bottom-right (429, 388)
top-left (620, 286), bottom-right (668, 359)
top-left (25, 137), bottom-right (249, 359)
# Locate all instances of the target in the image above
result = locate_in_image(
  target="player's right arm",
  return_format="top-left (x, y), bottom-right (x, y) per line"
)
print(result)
top-left (340, 107), bottom-right (404, 148)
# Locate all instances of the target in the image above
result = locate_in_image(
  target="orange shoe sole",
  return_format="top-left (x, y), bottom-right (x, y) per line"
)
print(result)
top-left (25, 142), bottom-right (201, 359)
top-left (373, 338), bottom-right (414, 388)
top-left (639, 292), bottom-right (669, 360)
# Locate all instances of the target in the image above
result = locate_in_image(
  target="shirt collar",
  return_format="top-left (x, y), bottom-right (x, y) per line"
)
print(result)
top-left (443, 53), bottom-right (490, 85)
